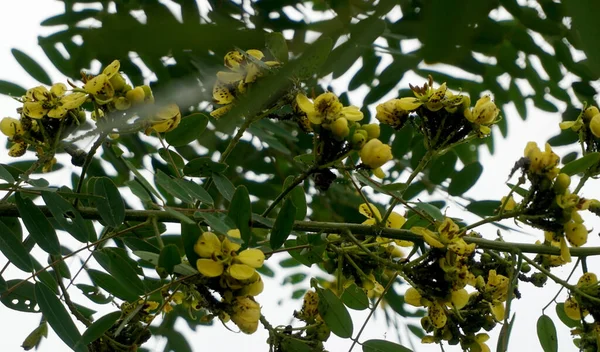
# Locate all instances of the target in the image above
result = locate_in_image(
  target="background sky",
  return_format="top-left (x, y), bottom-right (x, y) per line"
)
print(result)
top-left (0, 1), bottom-right (596, 352)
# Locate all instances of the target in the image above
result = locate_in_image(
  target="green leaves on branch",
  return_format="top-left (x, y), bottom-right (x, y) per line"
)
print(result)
top-left (92, 177), bottom-right (125, 227)
top-left (269, 198), bottom-right (296, 250)
top-left (560, 152), bottom-right (600, 176)
top-left (362, 339), bottom-right (412, 352)
top-left (16, 193), bottom-right (60, 255)
top-left (165, 113), bottom-right (209, 147)
top-left (316, 287), bottom-right (353, 338)
top-left (537, 314), bottom-right (558, 352)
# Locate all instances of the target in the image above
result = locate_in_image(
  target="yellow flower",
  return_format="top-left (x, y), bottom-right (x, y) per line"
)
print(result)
top-left (145, 104), bottom-right (181, 134)
top-left (84, 60), bottom-right (121, 103)
top-left (8, 142), bottom-right (27, 157)
top-left (465, 96), bottom-right (499, 125)
top-left (360, 138), bottom-right (392, 169)
top-left (485, 270), bottom-right (509, 302)
top-left (22, 84), bottom-right (87, 119)
top-left (490, 301), bottom-right (505, 321)
top-left (564, 296), bottom-right (586, 320)
top-left (473, 333), bottom-right (491, 352)
top-left (577, 272), bottom-right (598, 287)
top-left (359, 203), bottom-right (411, 246)
top-left (230, 297), bottom-right (261, 334)
top-left (228, 248), bottom-right (265, 280)
top-left (590, 113), bottom-right (600, 138)
top-left (361, 123), bottom-right (380, 139)
top-left (564, 221), bottom-right (588, 247)
top-left (412, 227), bottom-right (445, 248)
top-left (500, 196), bottom-right (517, 211)
top-left (404, 287), bottom-right (423, 307)
top-left (222, 229), bottom-right (242, 254)
top-left (375, 97), bottom-right (420, 128)
top-left (194, 232), bottom-right (222, 258)
top-left (524, 142), bottom-right (559, 179)
top-left (0, 117), bottom-right (23, 138)
top-left (296, 92), bottom-right (363, 125)
top-left (428, 303), bottom-right (447, 328)
top-left (237, 272), bottom-right (264, 297)
top-left (450, 288), bottom-right (469, 309)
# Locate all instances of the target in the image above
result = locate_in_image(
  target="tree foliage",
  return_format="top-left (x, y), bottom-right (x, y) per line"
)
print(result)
top-left (1, 1), bottom-right (600, 351)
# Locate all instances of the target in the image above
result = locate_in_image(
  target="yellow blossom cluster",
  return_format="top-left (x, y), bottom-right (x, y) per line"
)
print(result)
top-left (561, 272), bottom-right (600, 351)
top-left (211, 49), bottom-right (280, 118)
top-left (295, 92), bottom-right (393, 178)
top-left (0, 60), bottom-right (181, 168)
top-left (375, 77), bottom-right (499, 138)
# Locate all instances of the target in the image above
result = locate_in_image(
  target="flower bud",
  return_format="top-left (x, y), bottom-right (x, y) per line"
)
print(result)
top-left (590, 114), bottom-right (600, 138)
top-left (467, 96), bottom-right (499, 125)
top-left (231, 297), bottom-right (261, 334)
top-left (109, 73), bottom-right (126, 91)
top-left (360, 139), bottom-right (393, 169)
top-left (361, 123), bottom-right (380, 139)
top-left (404, 287), bottom-right (423, 307)
top-left (8, 142), bottom-right (27, 157)
top-left (583, 106), bottom-right (599, 120)
top-left (126, 86), bottom-right (146, 105)
top-left (553, 173), bottom-right (571, 194)
top-left (330, 117), bottom-right (349, 140)
top-left (577, 272), bottom-right (597, 287)
top-left (564, 297), bottom-right (585, 320)
top-left (0, 117), bottom-right (23, 138)
top-left (564, 222), bottom-right (587, 247)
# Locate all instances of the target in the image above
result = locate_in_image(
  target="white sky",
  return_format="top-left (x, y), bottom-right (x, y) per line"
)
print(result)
top-left (0, 1), bottom-right (595, 352)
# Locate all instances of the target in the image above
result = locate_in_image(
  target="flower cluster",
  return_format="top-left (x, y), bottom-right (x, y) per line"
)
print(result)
top-left (211, 49), bottom-right (280, 118)
top-left (562, 272), bottom-right (600, 351)
top-left (295, 91), bottom-right (393, 178)
top-left (0, 60), bottom-right (181, 170)
top-left (560, 105), bottom-right (600, 154)
top-left (193, 229), bottom-right (265, 334)
top-left (400, 217), bottom-right (514, 348)
top-left (376, 76), bottom-right (499, 150)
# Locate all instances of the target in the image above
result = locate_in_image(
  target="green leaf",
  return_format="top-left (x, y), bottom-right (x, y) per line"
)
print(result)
top-left (362, 339), bottom-right (412, 352)
top-left (158, 148), bottom-right (185, 171)
top-left (293, 153), bottom-right (315, 165)
top-left (93, 177), bottom-right (125, 227)
top-left (35, 282), bottom-right (85, 352)
top-left (293, 36), bottom-right (333, 80)
top-left (411, 201), bottom-right (444, 222)
top-left (12, 49), bottom-right (52, 85)
top-left (165, 113), bottom-right (209, 147)
top-left (555, 303), bottom-right (580, 328)
top-left (16, 192), bottom-right (60, 255)
top-left (0, 80), bottom-right (27, 96)
top-left (228, 186), bottom-right (252, 245)
top-left (0, 164), bottom-right (15, 183)
top-left (0, 220), bottom-right (33, 272)
top-left (265, 32), bottom-right (289, 63)
top-left (122, 159), bottom-right (162, 199)
top-left (41, 191), bottom-right (91, 243)
top-left (391, 125), bottom-right (414, 159)
top-left (21, 322), bottom-right (48, 351)
top-left (87, 269), bottom-right (139, 302)
top-left (561, 152), bottom-right (600, 176)
top-left (466, 200), bottom-right (502, 217)
top-left (133, 251), bottom-right (197, 276)
top-left (429, 152), bottom-right (458, 184)
top-left (341, 284), bottom-right (369, 310)
top-left (158, 244), bottom-right (182, 275)
top-left (41, 10), bottom-right (101, 26)
top-left (212, 172), bottom-right (236, 201)
top-left (280, 338), bottom-right (312, 352)
top-left (565, 1), bottom-right (600, 77)
top-left (195, 212), bottom-right (231, 234)
top-left (270, 198), bottom-right (296, 250)
top-left (183, 158), bottom-right (228, 177)
top-left (284, 176), bottom-right (307, 220)
top-left (317, 288), bottom-right (353, 338)
top-left (94, 248), bottom-right (146, 296)
top-left (75, 284), bottom-right (111, 305)
top-left (155, 170), bottom-right (194, 203)
top-left (181, 222), bottom-right (201, 267)
top-left (448, 162), bottom-right (483, 196)
top-left (125, 180), bottom-right (153, 203)
top-left (79, 311), bottom-right (121, 346)
top-left (1, 279), bottom-right (38, 312)
top-left (537, 314), bottom-right (558, 352)
top-left (173, 178), bottom-right (213, 204)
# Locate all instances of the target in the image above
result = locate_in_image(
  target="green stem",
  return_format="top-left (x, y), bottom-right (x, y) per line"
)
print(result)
top-left (73, 130), bottom-right (109, 207)
top-left (461, 209), bottom-right (526, 233)
top-left (381, 149), bottom-right (435, 225)
top-left (1, 203), bottom-right (600, 257)
top-left (521, 255), bottom-right (600, 304)
top-left (261, 167), bottom-right (315, 217)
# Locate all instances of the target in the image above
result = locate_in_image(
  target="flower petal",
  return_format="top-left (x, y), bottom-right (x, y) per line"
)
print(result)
top-left (236, 249), bottom-right (265, 268)
top-left (228, 264), bottom-right (255, 280)
top-left (359, 203), bottom-right (382, 221)
top-left (196, 258), bottom-right (224, 277)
